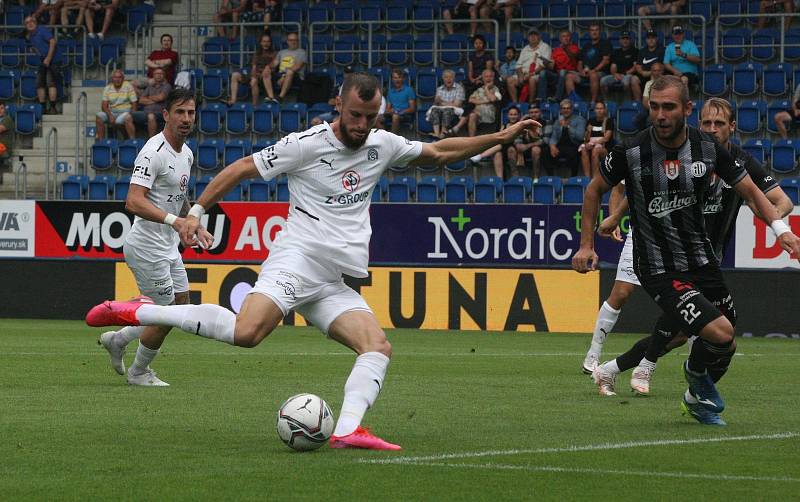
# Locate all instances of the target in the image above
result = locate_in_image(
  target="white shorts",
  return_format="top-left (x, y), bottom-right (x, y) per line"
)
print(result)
top-left (615, 234), bottom-right (641, 286)
top-left (249, 248), bottom-right (371, 335)
top-left (123, 242), bottom-right (189, 305)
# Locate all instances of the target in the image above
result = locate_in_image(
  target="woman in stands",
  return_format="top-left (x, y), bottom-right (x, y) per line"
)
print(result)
top-left (580, 101), bottom-right (614, 177)
top-left (228, 33), bottom-right (277, 106)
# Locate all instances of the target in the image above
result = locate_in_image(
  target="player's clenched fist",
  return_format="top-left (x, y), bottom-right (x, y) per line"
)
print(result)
top-left (572, 247), bottom-right (598, 273)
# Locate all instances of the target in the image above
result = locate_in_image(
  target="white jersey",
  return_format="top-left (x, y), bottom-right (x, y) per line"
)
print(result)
top-left (125, 132), bottom-right (194, 259)
top-left (253, 122), bottom-right (422, 277)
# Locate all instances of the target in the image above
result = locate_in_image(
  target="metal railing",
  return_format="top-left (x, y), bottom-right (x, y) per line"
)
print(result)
top-left (715, 13), bottom-right (798, 64)
top-left (307, 19), bottom-right (500, 71)
top-left (44, 127), bottom-right (57, 200)
top-left (0, 23), bottom-right (89, 80)
top-left (14, 159), bottom-right (27, 200)
top-left (75, 91), bottom-right (88, 177)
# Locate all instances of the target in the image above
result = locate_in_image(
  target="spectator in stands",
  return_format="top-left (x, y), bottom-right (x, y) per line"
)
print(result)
top-left (600, 31), bottom-right (641, 101)
top-left (549, 29), bottom-right (580, 103)
top-left (634, 61), bottom-right (665, 130)
top-left (32, 0), bottom-right (61, 27)
top-left (775, 82), bottom-right (800, 140)
top-left (517, 104), bottom-right (546, 179)
top-left (214, 0), bottom-right (248, 39)
top-left (24, 16), bottom-right (61, 115)
top-left (229, 32), bottom-right (277, 105)
top-left (384, 68), bottom-right (416, 135)
top-left (274, 32), bottom-right (306, 101)
top-left (637, 0), bottom-right (687, 31)
top-left (467, 68), bottom-right (501, 137)
top-left (663, 25), bottom-right (700, 88)
top-left (757, 0), bottom-right (794, 31)
top-left (634, 29), bottom-right (665, 84)
top-left (145, 34), bottom-right (179, 86)
top-left (499, 46), bottom-right (518, 102)
top-left (580, 101), bottom-right (614, 177)
top-left (86, 0), bottom-right (119, 40)
top-left (544, 98), bottom-right (585, 177)
top-left (243, 0), bottom-right (281, 33)
top-left (428, 69), bottom-right (465, 139)
top-left (132, 67), bottom-right (170, 137)
top-left (466, 35), bottom-right (495, 94)
top-left (443, 0), bottom-right (481, 38)
top-left (577, 23), bottom-right (612, 104)
top-left (0, 102), bottom-right (15, 167)
top-left (479, 0), bottom-right (520, 33)
top-left (59, 0), bottom-right (88, 38)
top-left (508, 28), bottom-right (551, 105)
top-left (470, 104), bottom-right (522, 177)
top-left (95, 69), bottom-right (137, 140)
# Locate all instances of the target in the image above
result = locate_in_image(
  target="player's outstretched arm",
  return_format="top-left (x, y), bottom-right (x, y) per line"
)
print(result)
top-left (409, 118), bottom-right (541, 167)
top-left (573, 176), bottom-right (612, 272)
top-left (744, 186), bottom-right (794, 220)
top-left (734, 175), bottom-right (800, 257)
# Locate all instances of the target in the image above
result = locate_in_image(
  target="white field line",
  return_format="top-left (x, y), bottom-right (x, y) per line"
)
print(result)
top-left (400, 462), bottom-right (800, 483)
top-left (363, 432), bottom-right (800, 465)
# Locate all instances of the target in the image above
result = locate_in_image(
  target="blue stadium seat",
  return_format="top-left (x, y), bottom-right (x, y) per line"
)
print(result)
top-left (575, 1), bottom-right (598, 29)
top-left (333, 37), bottom-right (357, 67)
top-left (386, 0), bottom-right (412, 32)
top-left (533, 176), bottom-right (562, 204)
top-left (719, 0), bottom-right (743, 26)
top-left (199, 103), bottom-right (226, 135)
top-left (474, 181), bottom-right (498, 203)
top-left (420, 175), bottom-right (445, 196)
top-left (225, 103), bottom-right (252, 135)
top-left (88, 176), bottom-right (115, 200)
top-left (763, 63), bottom-right (791, 97)
top-left (477, 175), bottom-right (503, 197)
top-left (689, 0), bottom-right (712, 25)
top-left (276, 177), bottom-right (290, 201)
top-left (388, 181), bottom-right (410, 202)
top-left (248, 179), bottom-right (273, 201)
top-left (413, 34), bottom-right (434, 66)
top-left (444, 179), bottom-right (468, 203)
top-left (117, 138), bottom-right (144, 171)
top-left (392, 175), bottom-right (417, 197)
top-left (1, 39), bottom-right (25, 68)
top-left (617, 101), bottom-right (642, 134)
top-left (99, 37), bottom-right (126, 66)
top-left (198, 139), bottom-right (223, 171)
top-left (0, 71), bottom-right (16, 100)
top-left (562, 176), bottom-right (590, 204)
top-left (376, 176), bottom-right (389, 200)
top-left (413, 2), bottom-right (436, 31)
top-left (91, 139), bottom-right (117, 171)
top-left (202, 37), bottom-right (229, 67)
top-left (415, 68), bottom-right (438, 100)
top-left (222, 183), bottom-right (243, 201)
top-left (520, 2), bottom-right (545, 29)
top-left (416, 181), bottom-right (439, 202)
top-left (779, 178), bottom-right (800, 204)
top-left (66, 174), bottom-right (89, 194)
top-left (742, 138), bottom-right (771, 164)
top-left (548, 2), bottom-right (571, 29)
top-left (503, 181), bottom-right (526, 203)
top-left (253, 103), bottom-right (277, 136)
top-left (19, 71), bottom-right (37, 101)
top-left (114, 177), bottom-right (131, 201)
top-left (127, 3), bottom-right (155, 32)
top-left (282, 3), bottom-right (305, 27)
top-left (333, 4), bottom-right (356, 32)
top-left (61, 180), bottom-right (82, 200)
top-left (752, 28), bottom-right (779, 62)
top-left (772, 139), bottom-right (798, 174)
top-left (224, 139), bottom-right (251, 166)
top-left (766, 100), bottom-right (791, 134)
top-left (307, 102), bottom-right (334, 124)
top-left (445, 160), bottom-right (468, 174)
top-left (732, 62), bottom-right (762, 97)
top-left (736, 100), bottom-right (765, 134)
top-left (202, 69), bottom-right (228, 102)
top-left (721, 28), bottom-right (750, 62)
top-left (279, 103), bottom-right (307, 134)
top-left (309, 2), bottom-right (332, 33)
top-left (506, 176), bottom-right (533, 198)
top-left (785, 29), bottom-right (800, 62)
top-left (386, 34), bottom-right (412, 66)
top-left (688, 99), bottom-right (702, 128)
top-left (441, 34), bottom-right (467, 66)
top-left (358, 5), bottom-right (382, 32)
top-left (194, 180), bottom-right (210, 198)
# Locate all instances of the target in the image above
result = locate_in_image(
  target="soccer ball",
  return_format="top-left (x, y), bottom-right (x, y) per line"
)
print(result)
top-left (276, 393), bottom-right (335, 451)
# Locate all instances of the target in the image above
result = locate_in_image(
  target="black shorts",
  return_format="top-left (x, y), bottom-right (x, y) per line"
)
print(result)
top-left (450, 3), bottom-right (472, 19)
top-left (639, 263), bottom-right (736, 337)
top-left (684, 72), bottom-right (700, 86)
top-left (37, 64), bottom-right (60, 89)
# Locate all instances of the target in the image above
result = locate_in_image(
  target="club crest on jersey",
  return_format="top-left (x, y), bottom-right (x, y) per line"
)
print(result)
top-left (691, 161), bottom-right (707, 177)
top-left (342, 170), bottom-right (360, 192)
top-left (662, 159), bottom-right (680, 180)
top-left (367, 148), bottom-right (378, 161)
top-left (180, 174), bottom-right (189, 193)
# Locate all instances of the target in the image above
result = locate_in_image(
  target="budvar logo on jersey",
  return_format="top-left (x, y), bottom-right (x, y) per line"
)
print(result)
top-left (647, 194), bottom-right (698, 218)
top-left (662, 159), bottom-right (680, 180)
top-left (735, 207), bottom-right (800, 269)
top-left (425, 208), bottom-right (574, 261)
top-left (342, 170), bottom-right (360, 192)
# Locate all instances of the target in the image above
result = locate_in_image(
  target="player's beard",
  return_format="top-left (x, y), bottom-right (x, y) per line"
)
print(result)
top-left (340, 122), bottom-right (370, 149)
top-left (654, 117), bottom-right (685, 144)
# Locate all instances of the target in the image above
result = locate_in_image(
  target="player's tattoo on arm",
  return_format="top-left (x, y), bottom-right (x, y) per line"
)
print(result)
top-left (179, 199), bottom-right (191, 218)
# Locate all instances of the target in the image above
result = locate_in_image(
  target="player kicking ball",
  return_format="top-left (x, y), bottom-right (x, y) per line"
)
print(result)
top-left (573, 76), bottom-right (800, 426)
top-left (588, 97), bottom-right (793, 398)
top-left (87, 72), bottom-right (541, 450)
top-left (98, 88), bottom-right (214, 387)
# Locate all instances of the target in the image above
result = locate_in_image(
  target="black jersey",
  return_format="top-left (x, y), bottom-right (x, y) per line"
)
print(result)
top-left (600, 126), bottom-right (746, 277)
top-left (703, 142), bottom-right (778, 260)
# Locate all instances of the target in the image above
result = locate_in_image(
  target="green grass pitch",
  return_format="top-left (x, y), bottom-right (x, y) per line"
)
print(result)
top-left (2, 319), bottom-right (798, 500)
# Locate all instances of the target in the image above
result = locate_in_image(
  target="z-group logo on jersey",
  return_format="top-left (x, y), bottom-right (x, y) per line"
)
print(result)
top-left (342, 170), bottom-right (360, 192)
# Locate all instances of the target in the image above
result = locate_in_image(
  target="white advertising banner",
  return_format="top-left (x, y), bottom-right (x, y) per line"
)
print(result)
top-left (0, 200), bottom-right (35, 258)
top-left (734, 206), bottom-right (800, 269)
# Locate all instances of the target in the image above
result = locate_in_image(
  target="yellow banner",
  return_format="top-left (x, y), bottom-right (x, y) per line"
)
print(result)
top-left (115, 264), bottom-right (598, 333)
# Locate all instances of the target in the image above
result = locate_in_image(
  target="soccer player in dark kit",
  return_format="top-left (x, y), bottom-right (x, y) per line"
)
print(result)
top-left (573, 76), bottom-right (800, 426)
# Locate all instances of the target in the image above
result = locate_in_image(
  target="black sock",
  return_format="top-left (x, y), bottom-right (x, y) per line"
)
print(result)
top-left (707, 340), bottom-right (736, 383)
top-left (644, 315), bottom-right (677, 362)
top-left (688, 338), bottom-right (733, 374)
top-left (615, 335), bottom-right (651, 372)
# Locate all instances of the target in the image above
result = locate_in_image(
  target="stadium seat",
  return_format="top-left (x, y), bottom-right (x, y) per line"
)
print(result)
top-left (779, 178), bottom-right (800, 205)
top-left (441, 34), bottom-right (467, 66)
top-left (199, 103), bottom-right (226, 135)
top-left (721, 28), bottom-right (750, 62)
top-left (386, 34), bottom-right (412, 67)
top-left (358, 5), bottom-right (382, 32)
top-left (503, 181), bottom-right (526, 203)
top-left (225, 103), bottom-right (252, 135)
top-left (736, 100), bottom-right (765, 134)
top-left (19, 71), bottom-right (37, 101)
top-left (61, 180), bottom-right (82, 200)
top-left (99, 37), bottom-right (125, 66)
top-left (562, 176), bottom-right (590, 204)
top-left (114, 178), bottom-right (131, 201)
top-left (416, 181), bottom-right (439, 202)
top-left (359, 35), bottom-right (385, 67)
top-left (307, 102), bottom-right (334, 125)
top-left (333, 4), bottom-right (356, 32)
top-left (548, 2), bottom-right (571, 29)
top-left (413, 34), bottom-right (434, 66)
top-left (474, 181), bottom-right (498, 203)
top-left (703, 65), bottom-right (732, 96)
top-left (445, 179), bottom-right (468, 203)
top-left (279, 103), bottom-right (307, 134)
top-left (127, 3), bottom-right (155, 32)
top-left (519, 2), bottom-right (545, 29)
top-left (1, 39), bottom-right (25, 68)
top-left (224, 139), bottom-right (252, 166)
top-left (763, 63), bottom-right (791, 97)
top-left (0, 71), bottom-right (16, 100)
top-left (66, 174), bottom-right (89, 194)
top-left (772, 139), bottom-right (798, 174)
top-left (202, 37), bottom-right (229, 67)
top-left (88, 176), bottom-right (114, 200)
top-left (689, 0), bottom-right (712, 25)
top-left (253, 103), bottom-right (277, 136)
top-left (413, 2), bottom-right (436, 31)
top-left (784, 29), bottom-right (800, 62)
top-left (388, 181), bottom-right (410, 202)
top-left (732, 62), bottom-right (761, 97)
top-left (91, 139), bottom-right (118, 171)
top-left (222, 183), bottom-right (243, 201)
top-left (248, 179), bottom-right (273, 201)
top-left (477, 175), bottom-right (503, 197)
top-left (533, 176), bottom-right (562, 204)
top-left (386, 0), bottom-right (412, 32)
top-left (742, 138), bottom-right (771, 164)
top-left (311, 35), bottom-right (332, 67)
top-left (392, 175), bottom-right (417, 197)
top-left (752, 28), bottom-right (779, 62)
top-left (415, 68), bottom-right (438, 100)
top-left (308, 2), bottom-right (332, 33)
top-left (445, 160), bottom-right (468, 173)
top-left (766, 100), bottom-right (791, 134)
top-left (202, 69), bottom-right (228, 101)
top-left (198, 139), bottom-right (223, 171)
top-left (333, 37), bottom-right (356, 67)
top-left (117, 138), bottom-right (144, 171)
top-left (719, 0), bottom-right (743, 26)
top-left (617, 101), bottom-right (642, 134)
top-left (276, 177), bottom-right (290, 201)
top-left (688, 100), bottom-right (702, 128)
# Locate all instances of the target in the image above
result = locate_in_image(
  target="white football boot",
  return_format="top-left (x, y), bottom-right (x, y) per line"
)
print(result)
top-left (593, 364), bottom-right (618, 396)
top-left (582, 352), bottom-right (599, 375)
top-left (127, 368), bottom-right (169, 387)
top-left (98, 331), bottom-right (126, 375)
top-left (630, 364), bottom-right (656, 395)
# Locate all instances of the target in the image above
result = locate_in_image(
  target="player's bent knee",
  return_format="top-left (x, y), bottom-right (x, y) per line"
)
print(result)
top-left (701, 316), bottom-right (734, 344)
top-left (233, 322), bottom-right (274, 348)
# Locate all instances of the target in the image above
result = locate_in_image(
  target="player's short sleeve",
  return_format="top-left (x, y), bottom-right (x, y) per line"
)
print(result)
top-left (130, 147), bottom-right (162, 189)
top-left (383, 131), bottom-right (423, 168)
top-left (714, 141), bottom-right (747, 187)
top-left (252, 133), bottom-right (303, 180)
top-left (599, 143), bottom-right (628, 186)
top-left (742, 153), bottom-right (778, 194)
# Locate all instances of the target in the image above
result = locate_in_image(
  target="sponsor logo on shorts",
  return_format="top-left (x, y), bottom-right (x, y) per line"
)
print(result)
top-left (158, 285), bottom-right (173, 297)
top-left (153, 278), bottom-right (168, 287)
top-left (276, 280), bottom-right (296, 300)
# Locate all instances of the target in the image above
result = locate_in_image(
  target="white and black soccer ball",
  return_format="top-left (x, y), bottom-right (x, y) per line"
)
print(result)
top-left (276, 393), bottom-right (335, 451)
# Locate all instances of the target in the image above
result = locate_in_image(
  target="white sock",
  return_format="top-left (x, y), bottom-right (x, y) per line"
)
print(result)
top-left (684, 388), bottom-right (699, 404)
top-left (129, 342), bottom-right (159, 375)
top-left (638, 358), bottom-right (657, 372)
top-left (333, 352), bottom-right (390, 437)
top-left (115, 326), bottom-right (145, 346)
top-left (602, 359), bottom-right (621, 374)
top-left (136, 304), bottom-right (235, 345)
top-left (589, 302), bottom-right (621, 356)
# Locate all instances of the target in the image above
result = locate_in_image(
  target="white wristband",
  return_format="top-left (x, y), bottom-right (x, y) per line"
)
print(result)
top-left (770, 220), bottom-right (791, 238)
top-left (163, 213), bottom-right (178, 226)
top-left (188, 203), bottom-right (205, 219)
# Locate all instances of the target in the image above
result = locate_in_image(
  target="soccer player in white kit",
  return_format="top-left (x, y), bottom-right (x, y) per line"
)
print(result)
top-left (97, 88), bottom-right (213, 386)
top-left (87, 73), bottom-right (541, 450)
